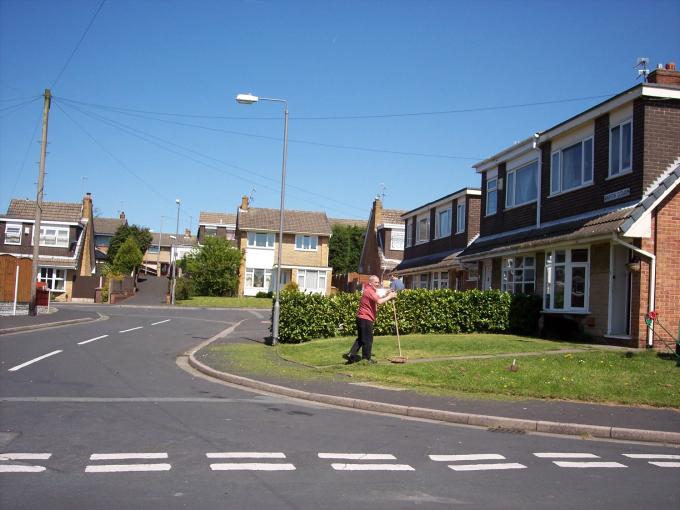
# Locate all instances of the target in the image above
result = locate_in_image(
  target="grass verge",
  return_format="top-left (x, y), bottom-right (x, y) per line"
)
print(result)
top-left (177, 296), bottom-right (272, 308)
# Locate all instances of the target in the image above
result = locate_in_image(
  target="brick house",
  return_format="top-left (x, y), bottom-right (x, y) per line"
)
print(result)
top-left (0, 193), bottom-right (96, 301)
top-left (93, 212), bottom-right (127, 268)
top-left (358, 198), bottom-right (405, 279)
top-left (395, 188), bottom-right (481, 290)
top-left (197, 211), bottom-right (236, 245)
top-left (143, 228), bottom-right (197, 277)
top-left (459, 64), bottom-right (680, 349)
top-left (236, 196), bottom-right (333, 296)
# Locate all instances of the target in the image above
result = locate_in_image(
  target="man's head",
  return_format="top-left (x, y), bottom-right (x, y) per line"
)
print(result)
top-left (368, 275), bottom-right (380, 287)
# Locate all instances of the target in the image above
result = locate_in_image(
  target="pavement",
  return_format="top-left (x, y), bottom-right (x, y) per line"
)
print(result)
top-left (3, 304), bottom-right (678, 446)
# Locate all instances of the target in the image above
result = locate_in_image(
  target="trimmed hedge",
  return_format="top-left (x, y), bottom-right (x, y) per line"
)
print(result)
top-left (276, 288), bottom-right (539, 344)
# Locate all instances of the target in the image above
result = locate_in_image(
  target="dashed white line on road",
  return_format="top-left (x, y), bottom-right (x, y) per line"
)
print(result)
top-left (0, 453), bottom-right (51, 473)
top-left (207, 452), bottom-right (286, 459)
top-left (430, 454), bottom-right (505, 462)
top-left (0, 453), bottom-right (51, 461)
top-left (319, 453), bottom-right (396, 460)
top-left (78, 335), bottom-right (109, 345)
top-left (210, 463), bottom-right (296, 471)
top-left (0, 465), bottom-right (46, 473)
top-left (553, 461), bottom-right (627, 468)
top-left (119, 326), bottom-right (143, 333)
top-left (90, 453), bottom-right (168, 460)
top-left (151, 320), bottom-right (171, 326)
top-left (8, 350), bottom-right (62, 372)
top-left (447, 463), bottom-right (527, 472)
top-left (534, 453), bottom-right (600, 458)
top-left (85, 464), bottom-right (171, 473)
top-left (331, 463), bottom-right (414, 471)
top-left (622, 454), bottom-right (680, 459)
top-left (649, 462), bottom-right (680, 468)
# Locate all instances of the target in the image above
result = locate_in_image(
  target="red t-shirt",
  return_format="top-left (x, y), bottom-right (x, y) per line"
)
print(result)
top-left (357, 284), bottom-right (380, 322)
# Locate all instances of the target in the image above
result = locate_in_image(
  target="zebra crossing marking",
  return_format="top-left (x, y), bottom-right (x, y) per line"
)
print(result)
top-left (208, 452), bottom-right (295, 471)
top-left (86, 452), bottom-right (170, 473)
top-left (321, 452), bottom-right (413, 471)
top-left (430, 453), bottom-right (527, 471)
top-left (0, 453), bottom-right (51, 473)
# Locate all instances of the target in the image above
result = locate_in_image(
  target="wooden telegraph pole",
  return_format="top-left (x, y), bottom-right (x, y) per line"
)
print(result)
top-left (29, 89), bottom-right (51, 316)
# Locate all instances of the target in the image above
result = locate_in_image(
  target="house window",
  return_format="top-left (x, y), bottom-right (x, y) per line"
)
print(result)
top-left (416, 215), bottom-right (429, 244)
top-left (404, 219), bottom-right (412, 247)
top-left (467, 265), bottom-right (479, 281)
top-left (486, 174), bottom-right (498, 216)
top-left (38, 267), bottom-right (66, 291)
top-left (390, 230), bottom-right (404, 250)
top-left (506, 160), bottom-right (538, 208)
top-left (432, 271), bottom-right (449, 289)
top-left (247, 231), bottom-right (275, 248)
top-left (456, 202), bottom-right (466, 234)
top-left (435, 208), bottom-right (451, 239)
top-left (544, 248), bottom-right (589, 311)
top-left (610, 120), bottom-right (632, 177)
top-left (246, 268), bottom-right (272, 290)
top-left (295, 235), bottom-right (318, 251)
top-left (4, 224), bottom-right (22, 245)
top-left (501, 256), bottom-right (535, 294)
top-left (147, 245), bottom-right (160, 254)
top-left (94, 235), bottom-right (111, 247)
top-left (40, 226), bottom-right (69, 248)
top-left (297, 269), bottom-right (327, 294)
top-left (418, 273), bottom-right (429, 289)
top-left (551, 137), bottom-right (593, 194)
top-left (205, 227), bottom-right (217, 237)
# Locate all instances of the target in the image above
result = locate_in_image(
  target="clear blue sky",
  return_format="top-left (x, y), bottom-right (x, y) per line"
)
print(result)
top-left (1, 0), bottom-right (678, 234)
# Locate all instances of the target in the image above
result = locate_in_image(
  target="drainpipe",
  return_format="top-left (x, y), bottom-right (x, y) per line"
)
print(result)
top-left (533, 133), bottom-right (541, 228)
top-left (613, 237), bottom-right (656, 347)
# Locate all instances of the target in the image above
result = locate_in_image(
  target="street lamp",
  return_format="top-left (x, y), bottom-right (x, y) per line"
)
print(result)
top-left (236, 92), bottom-right (288, 345)
top-left (171, 198), bottom-right (180, 305)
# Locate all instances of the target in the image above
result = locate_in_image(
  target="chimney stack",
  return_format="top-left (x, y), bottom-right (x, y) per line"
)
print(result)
top-left (119, 211), bottom-right (126, 220)
top-left (240, 195), bottom-right (249, 210)
top-left (373, 197), bottom-right (383, 227)
top-left (184, 228), bottom-right (191, 237)
top-left (82, 192), bottom-right (93, 219)
top-left (648, 62), bottom-right (680, 85)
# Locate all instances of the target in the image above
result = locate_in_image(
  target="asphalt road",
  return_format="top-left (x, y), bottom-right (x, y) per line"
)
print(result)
top-left (1, 305), bottom-right (679, 509)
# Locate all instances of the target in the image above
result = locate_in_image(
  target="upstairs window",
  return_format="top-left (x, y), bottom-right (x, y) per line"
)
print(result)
top-left (205, 227), bottom-right (217, 237)
top-left (247, 231), bottom-right (275, 248)
top-left (456, 201), bottom-right (466, 234)
top-left (610, 120), bottom-right (632, 177)
top-left (416, 215), bottom-right (429, 244)
top-left (551, 137), bottom-right (593, 194)
top-left (435, 207), bottom-right (451, 239)
top-left (390, 230), bottom-right (404, 250)
top-left (405, 219), bottom-right (412, 247)
top-left (4, 224), bottom-right (22, 245)
top-left (486, 175), bottom-right (498, 216)
top-left (295, 234), bottom-right (318, 251)
top-left (506, 160), bottom-right (538, 208)
top-left (40, 226), bottom-right (69, 247)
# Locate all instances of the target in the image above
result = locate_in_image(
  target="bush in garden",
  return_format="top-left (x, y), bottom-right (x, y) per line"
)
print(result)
top-left (508, 293), bottom-right (543, 335)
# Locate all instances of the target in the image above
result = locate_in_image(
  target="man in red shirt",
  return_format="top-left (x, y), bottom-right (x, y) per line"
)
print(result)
top-left (343, 275), bottom-right (396, 364)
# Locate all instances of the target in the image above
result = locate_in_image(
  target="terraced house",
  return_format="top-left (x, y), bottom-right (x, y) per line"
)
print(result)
top-left (236, 196), bottom-right (332, 296)
top-left (459, 63), bottom-right (680, 349)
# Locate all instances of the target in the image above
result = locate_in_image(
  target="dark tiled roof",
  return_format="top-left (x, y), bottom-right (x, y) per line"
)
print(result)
top-left (395, 249), bottom-right (463, 272)
top-left (149, 232), bottom-right (197, 247)
top-left (329, 217), bottom-right (367, 228)
top-left (381, 209), bottom-right (406, 225)
top-left (199, 211), bottom-right (236, 225)
top-left (238, 208), bottom-right (332, 235)
top-left (460, 207), bottom-right (632, 258)
top-left (94, 217), bottom-right (125, 235)
top-left (6, 199), bottom-right (82, 222)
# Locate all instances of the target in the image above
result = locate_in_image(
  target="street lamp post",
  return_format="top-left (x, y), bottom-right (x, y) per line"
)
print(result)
top-left (171, 199), bottom-right (180, 305)
top-left (236, 93), bottom-right (288, 345)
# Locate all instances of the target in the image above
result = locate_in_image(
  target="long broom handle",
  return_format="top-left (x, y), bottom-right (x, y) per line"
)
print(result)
top-left (392, 300), bottom-right (402, 357)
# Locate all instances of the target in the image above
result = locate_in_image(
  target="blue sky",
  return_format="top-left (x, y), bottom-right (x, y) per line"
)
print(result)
top-left (1, 0), bottom-right (678, 234)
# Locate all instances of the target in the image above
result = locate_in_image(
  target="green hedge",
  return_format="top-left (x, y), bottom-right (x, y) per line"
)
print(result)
top-left (276, 288), bottom-right (538, 344)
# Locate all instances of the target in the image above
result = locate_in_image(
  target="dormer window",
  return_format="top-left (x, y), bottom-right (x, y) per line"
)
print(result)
top-left (550, 137), bottom-right (593, 195)
top-left (416, 214), bottom-right (429, 244)
top-left (405, 218), bottom-right (412, 247)
top-left (486, 172), bottom-right (498, 216)
top-left (456, 200), bottom-right (466, 234)
top-left (4, 224), bottom-right (21, 245)
top-left (506, 160), bottom-right (538, 208)
top-left (40, 226), bottom-right (69, 247)
top-left (435, 207), bottom-right (451, 239)
top-left (609, 120), bottom-right (632, 177)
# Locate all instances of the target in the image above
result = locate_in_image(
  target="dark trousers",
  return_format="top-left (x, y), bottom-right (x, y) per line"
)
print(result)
top-left (349, 317), bottom-right (374, 360)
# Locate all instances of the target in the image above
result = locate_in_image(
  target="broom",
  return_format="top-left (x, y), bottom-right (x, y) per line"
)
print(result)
top-left (388, 300), bottom-right (407, 363)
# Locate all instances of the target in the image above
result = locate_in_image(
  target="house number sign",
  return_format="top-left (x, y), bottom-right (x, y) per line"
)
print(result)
top-left (603, 188), bottom-right (630, 203)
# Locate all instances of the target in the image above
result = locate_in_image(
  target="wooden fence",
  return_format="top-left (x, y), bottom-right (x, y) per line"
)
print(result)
top-left (0, 255), bottom-right (32, 303)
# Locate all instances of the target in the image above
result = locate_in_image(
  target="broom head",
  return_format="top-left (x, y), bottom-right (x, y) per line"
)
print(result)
top-left (388, 355), bottom-right (408, 364)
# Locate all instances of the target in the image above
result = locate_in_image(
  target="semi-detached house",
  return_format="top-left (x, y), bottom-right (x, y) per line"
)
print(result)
top-left (459, 64), bottom-right (680, 349)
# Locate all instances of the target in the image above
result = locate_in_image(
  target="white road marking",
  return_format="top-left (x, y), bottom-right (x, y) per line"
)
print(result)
top-left (331, 463), bottom-right (414, 471)
top-left (207, 452), bottom-right (286, 459)
top-left (534, 453), bottom-right (600, 458)
top-left (119, 327), bottom-right (143, 333)
top-left (553, 461), bottom-right (627, 468)
top-left (78, 335), bottom-right (108, 345)
top-left (622, 454), bottom-right (680, 459)
top-left (0, 465), bottom-right (46, 473)
top-left (430, 454), bottom-right (505, 462)
top-left (90, 453), bottom-right (168, 460)
top-left (319, 453), bottom-right (397, 460)
top-left (151, 320), bottom-right (171, 326)
top-left (0, 453), bottom-right (51, 460)
top-left (8, 350), bottom-right (62, 372)
top-left (448, 463), bottom-right (527, 472)
top-left (649, 462), bottom-right (680, 468)
top-left (210, 463), bottom-right (296, 471)
top-left (85, 463), bottom-right (171, 473)
top-left (0, 453), bottom-right (51, 473)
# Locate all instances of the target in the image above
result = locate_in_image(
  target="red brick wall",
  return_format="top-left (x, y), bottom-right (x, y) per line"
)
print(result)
top-left (642, 99), bottom-right (680, 191)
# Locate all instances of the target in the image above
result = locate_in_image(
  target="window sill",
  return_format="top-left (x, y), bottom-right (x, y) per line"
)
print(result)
top-left (604, 334), bottom-right (632, 340)
top-left (605, 169), bottom-right (632, 181)
top-left (547, 181), bottom-right (594, 199)
top-left (295, 249), bottom-right (318, 252)
top-left (503, 200), bottom-right (537, 212)
top-left (541, 309), bottom-right (590, 316)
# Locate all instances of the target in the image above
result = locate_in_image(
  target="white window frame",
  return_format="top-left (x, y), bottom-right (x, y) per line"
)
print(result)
top-left (466, 265), bottom-right (479, 281)
top-left (431, 271), bottom-right (449, 289)
top-left (486, 175), bottom-right (498, 216)
top-left (501, 255), bottom-right (536, 295)
top-left (390, 229), bottom-right (404, 250)
top-left (416, 214), bottom-right (429, 244)
top-left (404, 219), bottom-right (412, 247)
top-left (435, 207), bottom-right (451, 239)
top-left (506, 160), bottom-right (538, 208)
top-left (295, 234), bottom-right (318, 251)
top-left (38, 267), bottom-right (66, 291)
top-left (456, 201), bottom-right (466, 234)
top-left (247, 231), bottom-right (275, 248)
top-left (147, 245), bottom-right (160, 254)
top-left (550, 137), bottom-right (594, 195)
top-left (205, 227), bottom-right (217, 237)
top-left (418, 273), bottom-right (429, 289)
top-left (4, 223), bottom-right (22, 245)
top-left (544, 247), bottom-right (590, 312)
top-left (39, 225), bottom-right (69, 248)
top-left (245, 267), bottom-right (272, 290)
top-left (296, 269), bottom-right (327, 294)
top-left (609, 119), bottom-right (633, 178)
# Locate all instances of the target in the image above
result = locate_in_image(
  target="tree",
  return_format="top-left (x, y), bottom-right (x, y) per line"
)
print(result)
top-left (328, 224), bottom-right (365, 275)
top-left (108, 224), bottom-right (153, 262)
top-left (112, 237), bottom-right (143, 275)
top-left (183, 237), bottom-right (241, 296)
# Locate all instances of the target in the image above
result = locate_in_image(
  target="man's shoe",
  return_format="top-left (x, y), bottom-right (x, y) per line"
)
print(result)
top-left (363, 358), bottom-right (377, 364)
top-left (342, 353), bottom-right (351, 361)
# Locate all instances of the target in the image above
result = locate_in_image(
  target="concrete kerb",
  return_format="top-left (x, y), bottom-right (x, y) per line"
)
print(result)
top-left (0, 313), bottom-right (107, 335)
top-left (186, 325), bottom-right (680, 446)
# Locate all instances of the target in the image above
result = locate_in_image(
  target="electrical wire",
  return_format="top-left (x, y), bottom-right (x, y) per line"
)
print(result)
top-left (3, 108), bottom-right (43, 205)
top-left (0, 97), bottom-right (41, 118)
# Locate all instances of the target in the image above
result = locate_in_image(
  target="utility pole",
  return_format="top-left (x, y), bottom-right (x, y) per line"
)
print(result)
top-left (29, 89), bottom-right (51, 316)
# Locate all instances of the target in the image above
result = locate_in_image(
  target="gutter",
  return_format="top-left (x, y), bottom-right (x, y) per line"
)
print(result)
top-left (533, 133), bottom-right (542, 229)
top-left (612, 237), bottom-right (656, 347)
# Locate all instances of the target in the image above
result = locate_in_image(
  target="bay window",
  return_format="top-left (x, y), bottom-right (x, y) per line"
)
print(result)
top-left (501, 255), bottom-right (535, 294)
top-left (506, 160), bottom-right (538, 208)
top-left (544, 248), bottom-right (589, 311)
top-left (551, 137), bottom-right (593, 194)
top-left (610, 120), bottom-right (632, 177)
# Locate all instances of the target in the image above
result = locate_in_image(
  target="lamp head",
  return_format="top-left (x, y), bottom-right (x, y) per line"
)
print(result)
top-left (175, 198), bottom-right (180, 205)
top-left (236, 93), bottom-right (259, 105)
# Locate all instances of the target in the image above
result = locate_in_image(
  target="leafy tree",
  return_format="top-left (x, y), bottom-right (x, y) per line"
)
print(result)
top-left (329, 224), bottom-right (365, 275)
top-left (183, 237), bottom-right (241, 296)
top-left (112, 237), bottom-right (143, 275)
top-left (108, 224), bottom-right (153, 262)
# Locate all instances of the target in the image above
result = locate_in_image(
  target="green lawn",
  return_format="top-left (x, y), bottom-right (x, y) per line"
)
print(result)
top-left (177, 296), bottom-right (272, 308)
top-left (205, 334), bottom-right (680, 408)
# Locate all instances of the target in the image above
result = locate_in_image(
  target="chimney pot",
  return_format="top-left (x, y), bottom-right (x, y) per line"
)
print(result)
top-left (241, 195), bottom-right (249, 210)
top-left (119, 211), bottom-right (126, 220)
top-left (666, 62), bottom-right (676, 71)
top-left (185, 228), bottom-right (191, 237)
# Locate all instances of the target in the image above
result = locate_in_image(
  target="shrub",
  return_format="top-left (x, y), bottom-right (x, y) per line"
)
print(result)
top-left (175, 277), bottom-right (193, 301)
top-left (256, 291), bottom-right (273, 298)
top-left (508, 293), bottom-right (543, 335)
top-left (283, 281), bottom-right (299, 293)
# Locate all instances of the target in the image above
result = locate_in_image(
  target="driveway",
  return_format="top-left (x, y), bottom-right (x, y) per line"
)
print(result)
top-left (124, 275), bottom-right (168, 306)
